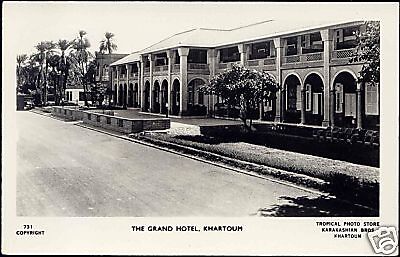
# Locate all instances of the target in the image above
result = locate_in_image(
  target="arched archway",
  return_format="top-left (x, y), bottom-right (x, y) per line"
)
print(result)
top-left (134, 83), bottom-right (138, 107)
top-left (123, 83), bottom-right (128, 108)
top-left (171, 79), bottom-right (180, 115)
top-left (283, 74), bottom-right (302, 124)
top-left (144, 81), bottom-right (150, 112)
top-left (113, 84), bottom-right (117, 106)
top-left (118, 84), bottom-right (123, 106)
top-left (304, 73), bottom-right (324, 126)
top-left (261, 73), bottom-right (277, 121)
top-left (153, 81), bottom-right (160, 113)
top-left (187, 78), bottom-right (207, 116)
top-left (128, 83), bottom-right (134, 107)
top-left (161, 80), bottom-right (168, 114)
top-left (332, 71), bottom-right (357, 127)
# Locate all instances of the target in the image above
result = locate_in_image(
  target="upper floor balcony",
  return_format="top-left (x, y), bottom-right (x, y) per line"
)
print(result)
top-left (217, 61), bottom-right (241, 71)
top-left (129, 72), bottom-right (139, 80)
top-left (282, 51), bottom-right (323, 65)
top-left (188, 63), bottom-right (209, 74)
top-left (119, 73), bottom-right (127, 80)
top-left (172, 64), bottom-right (180, 73)
top-left (101, 75), bottom-right (109, 81)
top-left (245, 57), bottom-right (276, 70)
top-left (331, 48), bottom-right (356, 62)
top-left (153, 65), bottom-right (168, 73)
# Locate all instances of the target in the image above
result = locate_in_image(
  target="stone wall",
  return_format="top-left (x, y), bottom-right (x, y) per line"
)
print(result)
top-left (52, 106), bottom-right (83, 121)
top-left (81, 111), bottom-right (170, 134)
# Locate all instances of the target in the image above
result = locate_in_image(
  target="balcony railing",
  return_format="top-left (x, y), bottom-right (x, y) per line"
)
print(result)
top-left (154, 65), bottom-right (168, 72)
top-left (119, 74), bottom-right (126, 79)
top-left (144, 67), bottom-right (150, 73)
top-left (188, 63), bottom-right (209, 70)
top-left (101, 75), bottom-right (109, 81)
top-left (331, 49), bottom-right (355, 59)
top-left (246, 57), bottom-right (276, 67)
top-left (130, 72), bottom-right (139, 79)
top-left (283, 52), bottom-right (323, 64)
top-left (172, 64), bottom-right (180, 72)
top-left (218, 61), bottom-right (241, 70)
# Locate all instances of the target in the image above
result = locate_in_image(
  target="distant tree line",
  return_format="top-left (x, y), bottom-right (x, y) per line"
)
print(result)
top-left (16, 31), bottom-right (118, 107)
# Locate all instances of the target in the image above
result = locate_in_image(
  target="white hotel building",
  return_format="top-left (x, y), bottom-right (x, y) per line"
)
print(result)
top-left (109, 20), bottom-right (379, 130)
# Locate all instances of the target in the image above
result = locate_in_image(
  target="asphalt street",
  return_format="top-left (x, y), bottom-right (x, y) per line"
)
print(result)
top-left (16, 111), bottom-right (322, 216)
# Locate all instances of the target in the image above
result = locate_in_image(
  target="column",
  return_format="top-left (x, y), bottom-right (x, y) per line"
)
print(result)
top-left (178, 47), bottom-right (189, 116)
top-left (136, 62), bottom-right (141, 108)
top-left (330, 89), bottom-right (335, 127)
top-left (238, 44), bottom-right (247, 66)
top-left (110, 67), bottom-right (115, 106)
top-left (207, 49), bottom-right (217, 116)
top-left (297, 35), bottom-right (302, 55)
top-left (140, 55), bottom-right (145, 111)
top-left (321, 29), bottom-right (333, 127)
top-left (116, 66), bottom-right (120, 106)
top-left (125, 64), bottom-right (130, 108)
top-left (148, 54), bottom-right (154, 112)
top-left (356, 83), bottom-right (363, 128)
top-left (281, 88), bottom-right (286, 122)
top-left (273, 38), bottom-right (283, 122)
top-left (167, 50), bottom-right (173, 115)
top-left (301, 88), bottom-right (306, 124)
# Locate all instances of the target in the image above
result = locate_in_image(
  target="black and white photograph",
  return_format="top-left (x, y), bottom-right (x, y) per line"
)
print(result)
top-left (2, 1), bottom-right (399, 255)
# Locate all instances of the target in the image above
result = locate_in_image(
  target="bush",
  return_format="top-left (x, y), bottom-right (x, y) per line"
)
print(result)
top-left (187, 104), bottom-right (207, 116)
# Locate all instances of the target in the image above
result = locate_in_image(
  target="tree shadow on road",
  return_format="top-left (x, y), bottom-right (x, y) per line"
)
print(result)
top-left (256, 195), bottom-right (379, 217)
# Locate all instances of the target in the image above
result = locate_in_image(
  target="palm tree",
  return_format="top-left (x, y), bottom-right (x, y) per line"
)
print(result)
top-left (99, 32), bottom-right (117, 54)
top-left (33, 41), bottom-right (55, 105)
top-left (16, 54), bottom-right (28, 92)
top-left (70, 30), bottom-right (93, 106)
top-left (57, 39), bottom-right (73, 103)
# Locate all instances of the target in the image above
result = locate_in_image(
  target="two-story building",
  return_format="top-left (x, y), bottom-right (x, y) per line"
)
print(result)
top-left (94, 52), bottom-right (128, 105)
top-left (109, 20), bottom-right (379, 130)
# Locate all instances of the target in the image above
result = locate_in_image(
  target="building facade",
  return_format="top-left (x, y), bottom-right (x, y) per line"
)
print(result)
top-left (94, 52), bottom-right (128, 105)
top-left (110, 20), bottom-right (379, 130)
top-left (65, 86), bottom-right (85, 105)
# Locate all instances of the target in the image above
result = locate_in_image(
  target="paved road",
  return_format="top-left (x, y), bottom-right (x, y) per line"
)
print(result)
top-left (16, 111), bottom-right (342, 217)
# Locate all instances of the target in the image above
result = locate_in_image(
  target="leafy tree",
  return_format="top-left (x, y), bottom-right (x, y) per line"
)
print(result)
top-left (91, 83), bottom-right (108, 107)
top-left (99, 32), bottom-right (117, 54)
top-left (202, 64), bottom-right (278, 131)
top-left (350, 21), bottom-right (380, 86)
top-left (17, 58), bottom-right (41, 104)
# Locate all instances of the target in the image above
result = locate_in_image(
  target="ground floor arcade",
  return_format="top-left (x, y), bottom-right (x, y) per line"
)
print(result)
top-left (110, 67), bottom-right (379, 130)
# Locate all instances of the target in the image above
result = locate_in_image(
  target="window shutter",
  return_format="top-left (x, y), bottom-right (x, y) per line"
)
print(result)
top-left (312, 93), bottom-right (318, 114)
top-left (365, 83), bottom-right (378, 115)
top-left (305, 84), bottom-right (311, 111)
top-left (335, 29), bottom-right (344, 43)
top-left (335, 83), bottom-right (343, 112)
top-left (345, 94), bottom-right (356, 117)
top-left (296, 85), bottom-right (302, 110)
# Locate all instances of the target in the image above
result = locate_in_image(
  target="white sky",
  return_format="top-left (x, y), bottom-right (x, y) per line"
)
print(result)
top-left (2, 2), bottom-right (395, 57)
